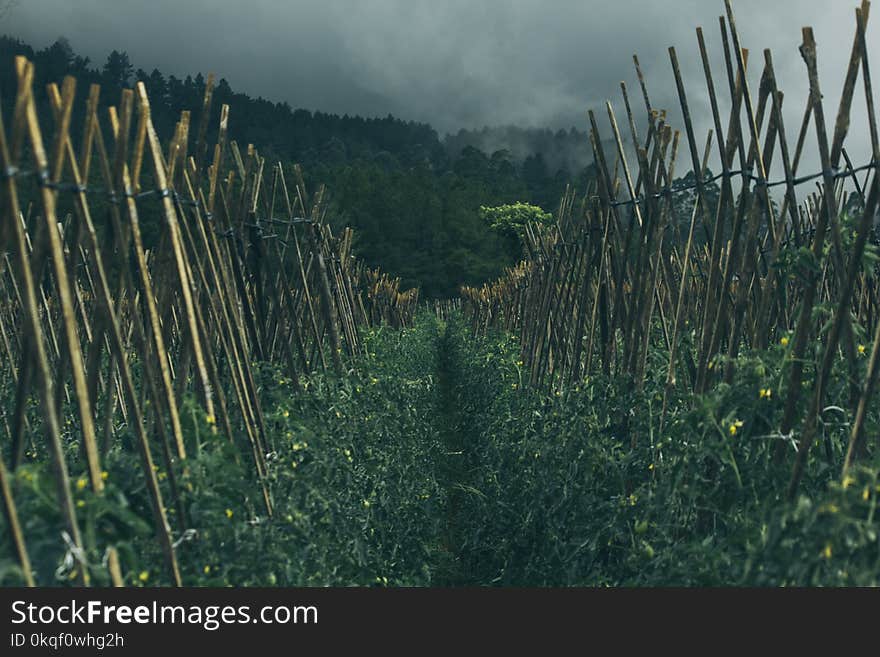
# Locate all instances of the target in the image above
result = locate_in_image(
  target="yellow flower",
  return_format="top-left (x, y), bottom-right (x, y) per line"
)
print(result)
top-left (101, 471), bottom-right (109, 481)
top-left (728, 420), bottom-right (744, 436)
top-left (76, 500), bottom-right (85, 508)
top-left (205, 414), bottom-right (216, 425)
top-left (203, 565), bottom-right (211, 575)
top-left (511, 383), bottom-right (518, 390)
top-left (76, 477), bottom-right (87, 491)
top-left (858, 344), bottom-right (866, 355)
top-left (648, 463), bottom-right (654, 471)
top-left (139, 571), bottom-right (149, 583)
top-left (780, 336), bottom-right (790, 347)
top-left (225, 508), bottom-right (234, 519)
top-left (282, 410), bottom-right (289, 418)
top-left (363, 499), bottom-right (371, 508)
top-left (862, 486), bottom-right (870, 502)
top-left (759, 388), bottom-right (772, 400)
top-left (842, 475), bottom-right (856, 490)
top-left (821, 543), bottom-right (832, 560)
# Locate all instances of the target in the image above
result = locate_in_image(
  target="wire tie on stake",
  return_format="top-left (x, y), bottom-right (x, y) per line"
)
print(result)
top-left (172, 528), bottom-right (198, 549)
top-left (56, 530), bottom-right (89, 579)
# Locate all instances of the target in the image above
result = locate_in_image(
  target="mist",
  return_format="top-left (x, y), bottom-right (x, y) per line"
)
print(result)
top-left (3, 0), bottom-right (878, 176)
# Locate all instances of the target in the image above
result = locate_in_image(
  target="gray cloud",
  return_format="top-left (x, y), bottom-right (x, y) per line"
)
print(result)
top-left (3, 0), bottom-right (878, 174)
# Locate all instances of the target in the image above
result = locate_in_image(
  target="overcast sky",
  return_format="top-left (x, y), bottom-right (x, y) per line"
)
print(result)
top-left (3, 0), bottom-right (877, 174)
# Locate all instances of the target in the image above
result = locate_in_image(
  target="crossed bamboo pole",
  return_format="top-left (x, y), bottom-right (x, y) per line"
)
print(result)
top-left (0, 60), bottom-right (417, 586)
top-left (463, 0), bottom-right (880, 498)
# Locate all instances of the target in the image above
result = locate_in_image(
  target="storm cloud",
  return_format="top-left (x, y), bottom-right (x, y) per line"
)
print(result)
top-left (3, 0), bottom-right (878, 173)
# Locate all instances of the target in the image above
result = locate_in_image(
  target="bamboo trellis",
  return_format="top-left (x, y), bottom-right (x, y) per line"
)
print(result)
top-left (463, 0), bottom-right (880, 498)
top-left (0, 58), bottom-right (417, 586)
top-left (428, 297), bottom-right (462, 322)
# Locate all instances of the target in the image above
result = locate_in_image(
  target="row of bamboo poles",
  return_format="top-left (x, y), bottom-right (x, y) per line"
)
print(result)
top-left (428, 298), bottom-right (462, 322)
top-left (0, 56), bottom-right (417, 586)
top-left (462, 0), bottom-right (879, 498)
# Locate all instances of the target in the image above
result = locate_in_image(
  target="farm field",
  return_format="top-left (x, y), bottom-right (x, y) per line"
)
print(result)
top-left (1, 0), bottom-right (880, 590)
top-left (2, 313), bottom-right (879, 586)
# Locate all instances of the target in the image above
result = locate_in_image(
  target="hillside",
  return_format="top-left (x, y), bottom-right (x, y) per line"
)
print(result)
top-left (0, 35), bottom-right (596, 297)
top-left (1, 0), bottom-right (879, 596)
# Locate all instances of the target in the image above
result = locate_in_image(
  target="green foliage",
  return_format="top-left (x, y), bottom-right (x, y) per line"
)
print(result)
top-left (0, 36), bottom-right (592, 299)
top-left (1, 313), bottom-right (877, 587)
top-left (439, 315), bottom-right (880, 586)
top-left (478, 202), bottom-right (553, 262)
top-left (0, 318), bottom-right (448, 586)
top-left (480, 202), bottom-right (553, 231)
